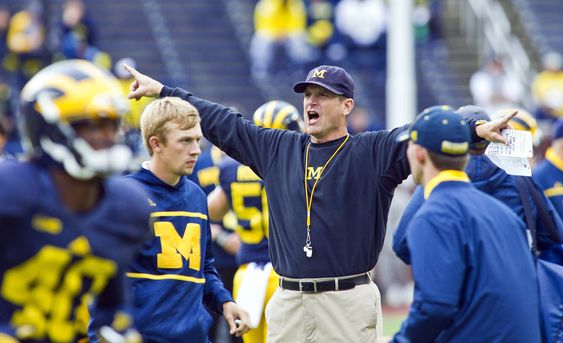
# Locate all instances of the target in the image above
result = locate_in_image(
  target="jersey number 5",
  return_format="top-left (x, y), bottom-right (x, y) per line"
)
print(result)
top-left (231, 182), bottom-right (269, 244)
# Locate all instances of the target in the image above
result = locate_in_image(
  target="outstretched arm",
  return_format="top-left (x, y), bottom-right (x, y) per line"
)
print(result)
top-left (123, 64), bottom-right (163, 100)
top-left (124, 64), bottom-right (298, 180)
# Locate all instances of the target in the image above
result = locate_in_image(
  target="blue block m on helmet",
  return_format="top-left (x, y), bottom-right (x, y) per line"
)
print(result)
top-left (19, 59), bottom-right (132, 179)
top-left (253, 100), bottom-right (304, 132)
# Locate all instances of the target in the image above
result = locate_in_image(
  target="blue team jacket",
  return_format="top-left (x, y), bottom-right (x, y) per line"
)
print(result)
top-left (393, 155), bottom-right (563, 264)
top-left (392, 174), bottom-right (541, 343)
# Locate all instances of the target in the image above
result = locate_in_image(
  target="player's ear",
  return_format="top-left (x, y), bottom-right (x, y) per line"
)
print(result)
top-left (343, 98), bottom-right (354, 116)
top-left (415, 145), bottom-right (426, 165)
top-left (149, 136), bottom-right (161, 153)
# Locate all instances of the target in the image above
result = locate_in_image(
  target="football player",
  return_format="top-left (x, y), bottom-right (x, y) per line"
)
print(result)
top-left (108, 96), bottom-right (251, 342)
top-left (0, 59), bottom-right (151, 342)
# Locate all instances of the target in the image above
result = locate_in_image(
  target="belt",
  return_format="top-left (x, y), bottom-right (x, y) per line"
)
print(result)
top-left (279, 273), bottom-right (370, 293)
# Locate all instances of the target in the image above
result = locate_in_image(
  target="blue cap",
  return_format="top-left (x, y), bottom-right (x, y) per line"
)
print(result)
top-left (398, 108), bottom-right (470, 156)
top-left (455, 105), bottom-right (490, 122)
top-left (455, 105), bottom-right (490, 150)
top-left (554, 119), bottom-right (563, 140)
top-left (293, 65), bottom-right (355, 99)
top-left (422, 105), bottom-right (453, 113)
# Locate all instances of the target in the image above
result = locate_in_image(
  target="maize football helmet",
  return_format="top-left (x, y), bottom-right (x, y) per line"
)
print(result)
top-left (19, 59), bottom-right (131, 179)
top-left (253, 100), bottom-right (304, 132)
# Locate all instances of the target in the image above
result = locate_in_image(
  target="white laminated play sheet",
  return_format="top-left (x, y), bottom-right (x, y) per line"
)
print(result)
top-left (485, 129), bottom-right (533, 176)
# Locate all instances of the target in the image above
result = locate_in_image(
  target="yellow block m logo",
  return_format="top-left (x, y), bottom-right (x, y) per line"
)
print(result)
top-left (307, 167), bottom-right (323, 180)
top-left (155, 222), bottom-right (201, 270)
top-left (311, 69), bottom-right (327, 79)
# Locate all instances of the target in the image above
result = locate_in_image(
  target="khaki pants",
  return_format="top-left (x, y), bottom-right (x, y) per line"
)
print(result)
top-left (265, 280), bottom-right (382, 342)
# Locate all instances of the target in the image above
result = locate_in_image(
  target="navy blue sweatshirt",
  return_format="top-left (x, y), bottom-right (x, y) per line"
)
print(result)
top-left (125, 166), bottom-right (233, 342)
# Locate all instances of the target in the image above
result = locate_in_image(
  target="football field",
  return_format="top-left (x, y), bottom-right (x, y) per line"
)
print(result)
top-left (382, 306), bottom-right (408, 336)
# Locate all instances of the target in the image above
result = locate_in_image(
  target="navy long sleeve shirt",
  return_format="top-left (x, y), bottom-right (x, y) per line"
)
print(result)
top-left (161, 86), bottom-right (410, 278)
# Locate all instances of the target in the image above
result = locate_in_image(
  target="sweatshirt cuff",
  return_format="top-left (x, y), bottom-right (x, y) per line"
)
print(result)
top-left (159, 85), bottom-right (192, 99)
top-left (159, 85), bottom-right (174, 97)
top-left (212, 292), bottom-right (235, 315)
top-left (464, 117), bottom-right (487, 146)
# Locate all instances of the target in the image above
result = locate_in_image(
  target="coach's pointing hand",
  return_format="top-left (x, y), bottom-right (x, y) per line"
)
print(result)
top-left (123, 63), bottom-right (163, 100)
top-left (476, 110), bottom-right (518, 144)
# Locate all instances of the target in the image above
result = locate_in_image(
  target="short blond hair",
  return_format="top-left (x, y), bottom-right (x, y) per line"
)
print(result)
top-left (141, 97), bottom-right (200, 156)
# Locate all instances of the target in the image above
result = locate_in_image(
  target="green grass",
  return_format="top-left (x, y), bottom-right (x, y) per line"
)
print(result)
top-left (382, 308), bottom-right (408, 336)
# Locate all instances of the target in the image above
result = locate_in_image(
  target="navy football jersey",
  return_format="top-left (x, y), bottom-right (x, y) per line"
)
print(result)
top-left (188, 146), bottom-right (238, 269)
top-left (534, 147), bottom-right (563, 219)
top-left (218, 157), bottom-right (270, 265)
top-left (188, 146), bottom-right (220, 196)
top-left (124, 165), bottom-right (233, 343)
top-left (0, 160), bottom-right (151, 342)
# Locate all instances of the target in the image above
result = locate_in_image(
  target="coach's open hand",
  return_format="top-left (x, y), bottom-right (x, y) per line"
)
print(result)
top-left (223, 301), bottom-right (252, 337)
top-left (123, 63), bottom-right (164, 100)
top-left (476, 110), bottom-right (518, 144)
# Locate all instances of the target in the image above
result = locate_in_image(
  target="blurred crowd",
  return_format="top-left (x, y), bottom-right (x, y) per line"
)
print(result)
top-left (249, 0), bottom-right (442, 79)
top-left (470, 51), bottom-right (563, 124)
top-left (0, 0), bottom-right (149, 159)
top-left (0, 0), bottom-right (446, 160)
top-left (249, 0), bottom-right (389, 81)
top-left (468, 51), bottom-right (563, 176)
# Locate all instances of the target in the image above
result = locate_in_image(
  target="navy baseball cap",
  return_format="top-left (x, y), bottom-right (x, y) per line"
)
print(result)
top-left (293, 65), bottom-right (354, 99)
top-left (455, 105), bottom-right (490, 122)
top-left (397, 108), bottom-right (470, 156)
top-left (455, 105), bottom-right (490, 150)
